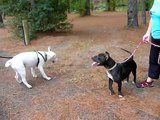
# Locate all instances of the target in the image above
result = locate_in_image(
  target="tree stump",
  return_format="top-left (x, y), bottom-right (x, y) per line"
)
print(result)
top-left (22, 20), bottom-right (30, 45)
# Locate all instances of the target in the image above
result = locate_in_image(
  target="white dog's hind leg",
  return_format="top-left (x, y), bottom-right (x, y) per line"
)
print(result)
top-left (18, 68), bottom-right (32, 89)
top-left (38, 66), bottom-right (51, 80)
top-left (21, 74), bottom-right (32, 89)
top-left (15, 72), bottom-right (22, 83)
top-left (31, 67), bottom-right (37, 78)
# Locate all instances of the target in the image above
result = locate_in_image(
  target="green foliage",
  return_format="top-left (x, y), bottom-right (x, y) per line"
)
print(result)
top-left (0, 0), bottom-right (29, 16)
top-left (145, 0), bottom-right (154, 11)
top-left (29, 0), bottom-right (73, 33)
top-left (78, 0), bottom-right (87, 16)
top-left (0, 0), bottom-right (72, 40)
top-left (6, 17), bottom-right (25, 39)
top-left (110, 0), bottom-right (116, 11)
top-left (70, 0), bottom-right (87, 16)
top-left (116, 0), bottom-right (127, 11)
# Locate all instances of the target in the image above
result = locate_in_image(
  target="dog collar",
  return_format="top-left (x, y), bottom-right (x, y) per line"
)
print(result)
top-left (108, 63), bottom-right (117, 71)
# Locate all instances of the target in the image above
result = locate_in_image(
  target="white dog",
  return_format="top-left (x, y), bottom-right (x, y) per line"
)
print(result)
top-left (5, 47), bottom-right (57, 88)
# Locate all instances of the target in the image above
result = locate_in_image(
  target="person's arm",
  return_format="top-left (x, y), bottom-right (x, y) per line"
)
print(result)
top-left (143, 18), bottom-right (152, 43)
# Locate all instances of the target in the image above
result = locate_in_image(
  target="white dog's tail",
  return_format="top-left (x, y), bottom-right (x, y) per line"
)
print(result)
top-left (5, 59), bottom-right (12, 67)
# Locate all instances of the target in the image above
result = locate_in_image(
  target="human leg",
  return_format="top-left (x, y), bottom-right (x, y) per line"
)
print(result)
top-left (137, 38), bottom-right (160, 88)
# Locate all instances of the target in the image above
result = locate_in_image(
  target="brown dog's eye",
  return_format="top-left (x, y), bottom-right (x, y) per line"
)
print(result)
top-left (105, 55), bottom-right (109, 60)
top-left (98, 57), bottom-right (101, 61)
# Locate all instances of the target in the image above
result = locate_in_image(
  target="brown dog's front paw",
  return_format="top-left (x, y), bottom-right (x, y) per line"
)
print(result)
top-left (118, 93), bottom-right (124, 98)
top-left (118, 95), bottom-right (124, 98)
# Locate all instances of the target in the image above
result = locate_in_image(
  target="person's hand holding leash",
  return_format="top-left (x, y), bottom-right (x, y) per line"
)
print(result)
top-left (143, 33), bottom-right (150, 43)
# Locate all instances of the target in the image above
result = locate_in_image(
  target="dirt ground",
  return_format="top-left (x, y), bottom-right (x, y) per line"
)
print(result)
top-left (0, 12), bottom-right (160, 120)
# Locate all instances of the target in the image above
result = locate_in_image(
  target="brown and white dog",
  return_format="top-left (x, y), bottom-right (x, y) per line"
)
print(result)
top-left (92, 49), bottom-right (137, 97)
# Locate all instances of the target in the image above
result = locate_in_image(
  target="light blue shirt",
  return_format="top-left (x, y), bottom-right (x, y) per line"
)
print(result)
top-left (150, 0), bottom-right (160, 39)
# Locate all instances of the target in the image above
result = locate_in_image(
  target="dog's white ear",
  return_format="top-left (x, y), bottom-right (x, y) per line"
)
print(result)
top-left (48, 46), bottom-right (52, 51)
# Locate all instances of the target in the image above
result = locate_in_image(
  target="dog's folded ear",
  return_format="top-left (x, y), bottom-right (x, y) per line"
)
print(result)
top-left (105, 51), bottom-right (109, 56)
top-left (105, 51), bottom-right (110, 60)
top-left (48, 46), bottom-right (52, 51)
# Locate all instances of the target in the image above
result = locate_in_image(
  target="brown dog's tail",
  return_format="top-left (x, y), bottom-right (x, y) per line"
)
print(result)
top-left (120, 48), bottom-right (131, 55)
top-left (120, 48), bottom-right (134, 62)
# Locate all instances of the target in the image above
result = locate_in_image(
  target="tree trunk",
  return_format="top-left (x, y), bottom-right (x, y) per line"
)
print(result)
top-left (105, 0), bottom-right (111, 11)
top-left (86, 0), bottom-right (91, 16)
top-left (141, 0), bottom-right (146, 24)
top-left (107, 0), bottom-right (111, 11)
top-left (31, 0), bottom-right (36, 10)
top-left (127, 0), bottom-right (138, 28)
top-left (112, 0), bottom-right (116, 11)
top-left (67, 0), bottom-right (71, 13)
top-left (0, 12), bottom-right (3, 25)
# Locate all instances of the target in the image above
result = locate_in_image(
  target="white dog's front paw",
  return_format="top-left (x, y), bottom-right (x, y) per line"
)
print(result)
top-left (26, 84), bottom-right (32, 89)
top-left (44, 76), bottom-right (52, 80)
top-left (33, 74), bottom-right (38, 78)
